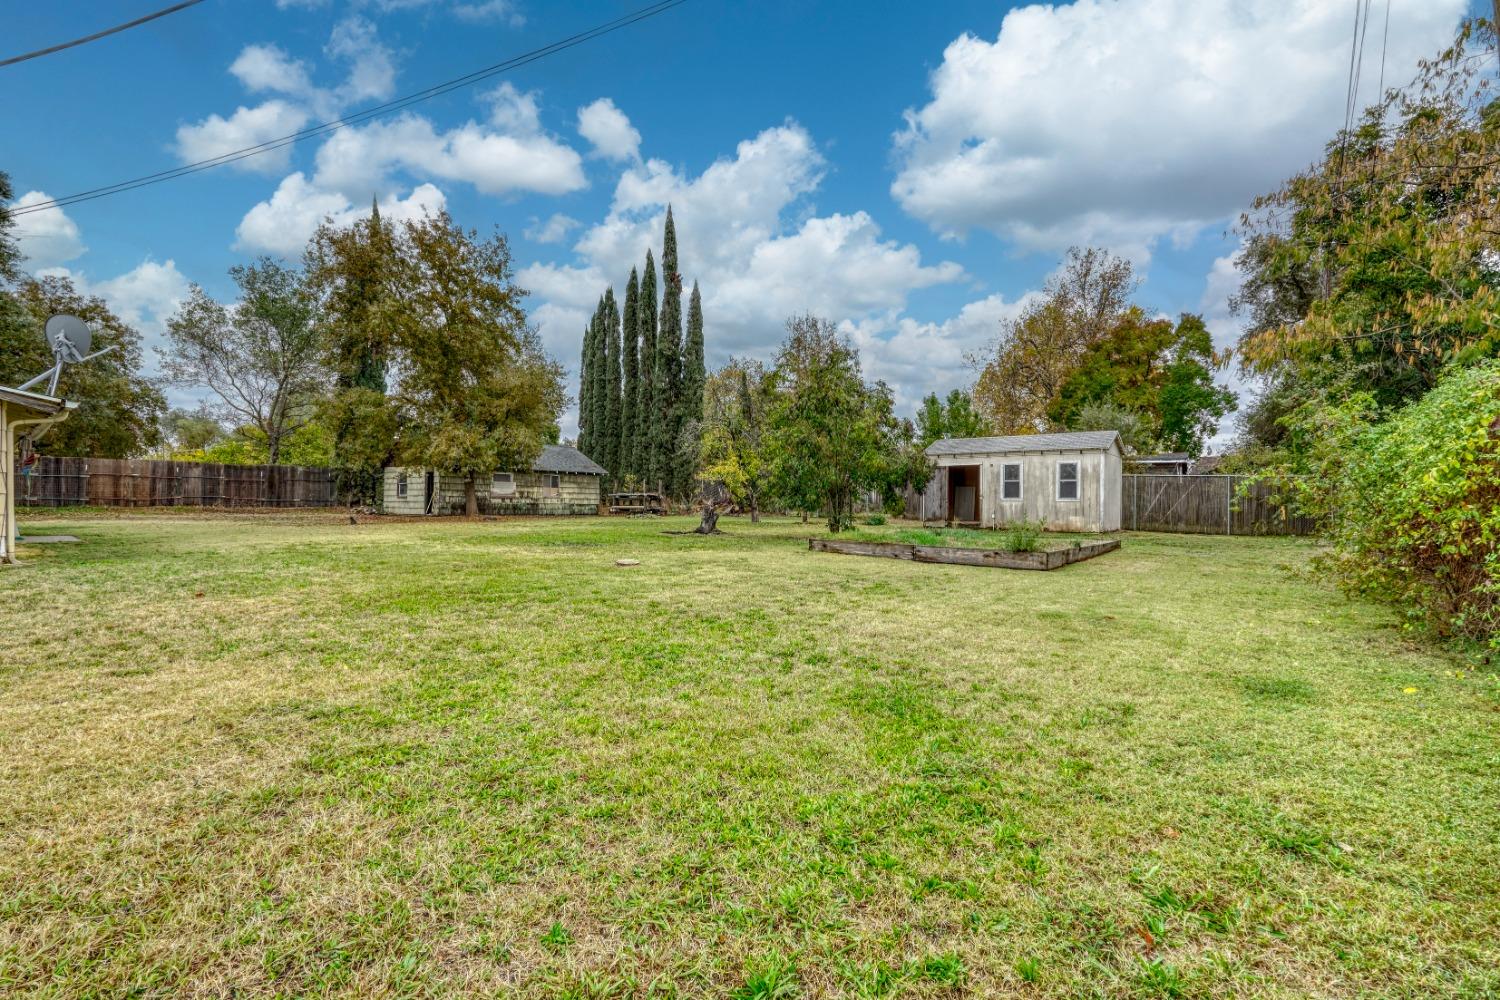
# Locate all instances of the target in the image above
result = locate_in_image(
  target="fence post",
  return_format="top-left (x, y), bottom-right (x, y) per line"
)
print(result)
top-left (1225, 475), bottom-right (1231, 536)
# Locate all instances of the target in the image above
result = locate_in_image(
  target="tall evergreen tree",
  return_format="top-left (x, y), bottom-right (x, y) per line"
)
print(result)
top-left (637, 250), bottom-right (659, 484)
top-left (588, 297), bottom-right (608, 463)
top-left (677, 280), bottom-right (706, 493)
top-left (620, 269), bottom-right (640, 480)
top-left (653, 207), bottom-right (684, 497)
top-left (601, 286), bottom-right (622, 477)
top-left (578, 315), bottom-right (595, 458)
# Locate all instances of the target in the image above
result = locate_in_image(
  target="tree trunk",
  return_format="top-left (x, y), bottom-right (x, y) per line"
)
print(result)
top-left (748, 488), bottom-right (759, 523)
top-left (465, 474), bottom-right (478, 518)
top-left (692, 507), bottom-right (720, 534)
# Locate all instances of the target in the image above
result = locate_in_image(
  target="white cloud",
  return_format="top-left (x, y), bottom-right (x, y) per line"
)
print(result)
top-left (229, 44), bottom-right (315, 99)
top-left (520, 122), bottom-right (968, 436)
top-left (174, 100), bottom-right (312, 174)
top-left (525, 213), bottom-right (580, 244)
top-left (485, 81), bottom-right (541, 134)
top-left (9, 191), bottom-right (85, 270)
top-left (235, 173), bottom-right (447, 255)
top-left (325, 17), bottom-right (396, 106)
top-left (454, 0), bottom-right (524, 25)
top-left (36, 259), bottom-right (190, 349)
top-left (577, 98), bottom-right (641, 162)
top-left (306, 111), bottom-right (586, 201)
top-left (892, 0), bottom-right (1468, 256)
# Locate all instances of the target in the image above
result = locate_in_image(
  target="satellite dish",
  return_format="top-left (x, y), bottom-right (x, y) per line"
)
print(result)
top-left (45, 315), bottom-right (92, 363)
top-left (11, 314), bottom-right (114, 396)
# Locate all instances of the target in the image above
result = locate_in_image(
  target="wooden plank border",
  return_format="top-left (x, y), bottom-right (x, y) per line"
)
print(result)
top-left (808, 536), bottom-right (1120, 570)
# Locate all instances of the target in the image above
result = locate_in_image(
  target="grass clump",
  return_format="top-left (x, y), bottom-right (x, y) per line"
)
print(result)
top-left (1000, 517), bottom-right (1043, 553)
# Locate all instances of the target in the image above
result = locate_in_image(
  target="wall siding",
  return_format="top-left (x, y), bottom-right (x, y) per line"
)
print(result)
top-left (384, 467), bottom-right (600, 516)
top-left (930, 448), bottom-right (1120, 532)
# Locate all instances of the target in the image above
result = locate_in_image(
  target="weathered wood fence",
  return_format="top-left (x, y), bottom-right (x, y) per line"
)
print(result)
top-left (1122, 474), bottom-right (1316, 536)
top-left (17, 456), bottom-right (336, 508)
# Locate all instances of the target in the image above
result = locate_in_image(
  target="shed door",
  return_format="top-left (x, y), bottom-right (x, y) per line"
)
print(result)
top-left (954, 486), bottom-right (976, 522)
top-left (423, 471), bottom-right (436, 515)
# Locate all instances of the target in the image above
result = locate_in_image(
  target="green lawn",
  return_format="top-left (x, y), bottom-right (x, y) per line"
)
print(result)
top-left (1, 513), bottom-right (1495, 998)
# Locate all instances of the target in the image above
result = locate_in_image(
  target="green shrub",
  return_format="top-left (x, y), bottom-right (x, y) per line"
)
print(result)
top-left (1322, 362), bottom-right (1500, 648)
top-left (1001, 518), bottom-right (1043, 553)
top-left (863, 513), bottom-right (886, 526)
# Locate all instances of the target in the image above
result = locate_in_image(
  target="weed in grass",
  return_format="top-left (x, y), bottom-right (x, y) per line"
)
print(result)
top-left (1239, 675), bottom-right (1318, 702)
top-left (1135, 957), bottom-right (1186, 998)
top-left (1001, 517), bottom-right (1043, 553)
top-left (1015, 956), bottom-right (1042, 983)
top-left (733, 955), bottom-right (799, 1000)
top-left (541, 922), bottom-right (572, 951)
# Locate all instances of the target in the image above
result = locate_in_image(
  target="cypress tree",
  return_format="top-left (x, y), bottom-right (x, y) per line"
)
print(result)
top-left (602, 287), bottom-right (622, 478)
top-left (620, 269), bottom-right (640, 481)
top-left (578, 315), bottom-right (595, 458)
top-left (653, 207), bottom-right (684, 497)
top-left (637, 250), bottom-right (659, 485)
top-left (678, 279), bottom-right (706, 494)
top-left (588, 297), bottom-right (608, 462)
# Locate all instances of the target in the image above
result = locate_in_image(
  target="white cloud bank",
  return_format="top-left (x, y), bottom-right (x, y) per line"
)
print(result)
top-left (892, 0), bottom-right (1467, 257)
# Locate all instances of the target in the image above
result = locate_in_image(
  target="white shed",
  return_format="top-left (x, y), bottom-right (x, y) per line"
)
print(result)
top-left (922, 431), bottom-right (1123, 533)
top-left (383, 444), bottom-right (607, 516)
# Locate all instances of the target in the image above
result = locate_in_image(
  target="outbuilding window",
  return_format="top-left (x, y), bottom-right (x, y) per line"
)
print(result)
top-left (491, 471), bottom-right (515, 495)
top-left (1001, 462), bottom-right (1022, 500)
top-left (1057, 461), bottom-right (1079, 501)
top-left (396, 472), bottom-right (408, 498)
top-left (542, 473), bottom-right (561, 495)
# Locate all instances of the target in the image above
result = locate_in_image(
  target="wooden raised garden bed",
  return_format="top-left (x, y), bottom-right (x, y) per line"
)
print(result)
top-left (807, 536), bottom-right (1119, 571)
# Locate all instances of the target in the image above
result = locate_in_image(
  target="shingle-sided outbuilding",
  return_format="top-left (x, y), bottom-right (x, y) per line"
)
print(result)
top-left (383, 444), bottom-right (607, 516)
top-left (921, 431), bottom-right (1123, 532)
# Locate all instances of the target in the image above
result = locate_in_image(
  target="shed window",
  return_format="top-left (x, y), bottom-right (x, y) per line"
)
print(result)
top-left (1001, 463), bottom-right (1022, 500)
top-left (544, 473), bottom-right (560, 490)
top-left (1057, 461), bottom-right (1079, 501)
top-left (396, 472), bottom-right (408, 498)
top-left (491, 471), bottom-right (514, 495)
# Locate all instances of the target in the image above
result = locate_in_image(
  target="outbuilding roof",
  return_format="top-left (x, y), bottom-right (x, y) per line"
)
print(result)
top-left (926, 430), bottom-right (1121, 456)
top-left (533, 444), bottom-right (607, 476)
top-left (1135, 452), bottom-right (1192, 463)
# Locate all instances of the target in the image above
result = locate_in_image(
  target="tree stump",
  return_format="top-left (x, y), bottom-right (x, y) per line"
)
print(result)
top-left (692, 508), bottom-right (722, 534)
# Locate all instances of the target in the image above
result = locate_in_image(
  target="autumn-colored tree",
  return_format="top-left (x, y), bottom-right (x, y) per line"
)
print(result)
top-left (0, 275), bottom-right (166, 457)
top-left (971, 247), bottom-right (1136, 433)
top-left (1048, 310), bottom-right (1235, 457)
top-left (1235, 18), bottom-right (1500, 408)
top-left (162, 258), bottom-right (324, 465)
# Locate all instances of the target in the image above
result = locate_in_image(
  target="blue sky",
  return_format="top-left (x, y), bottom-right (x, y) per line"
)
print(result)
top-left (4, 0), bottom-right (1482, 440)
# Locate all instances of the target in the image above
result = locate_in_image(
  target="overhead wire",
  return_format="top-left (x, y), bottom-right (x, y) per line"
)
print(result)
top-left (12, 0), bottom-right (690, 217)
top-left (0, 1), bottom-right (207, 69)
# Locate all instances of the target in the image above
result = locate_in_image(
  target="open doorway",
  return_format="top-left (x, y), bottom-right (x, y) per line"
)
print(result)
top-left (947, 464), bottom-right (981, 525)
top-left (423, 470), bottom-right (436, 515)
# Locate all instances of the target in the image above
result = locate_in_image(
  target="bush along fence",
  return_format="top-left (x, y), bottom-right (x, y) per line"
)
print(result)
top-left (1122, 474), bottom-right (1316, 536)
top-left (17, 456), bottom-right (335, 508)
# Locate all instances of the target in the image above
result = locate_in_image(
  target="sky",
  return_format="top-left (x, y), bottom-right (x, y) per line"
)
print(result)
top-left (3, 0), bottom-right (1483, 444)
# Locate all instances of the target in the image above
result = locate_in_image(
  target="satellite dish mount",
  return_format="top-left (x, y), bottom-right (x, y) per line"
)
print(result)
top-left (16, 315), bottom-right (115, 396)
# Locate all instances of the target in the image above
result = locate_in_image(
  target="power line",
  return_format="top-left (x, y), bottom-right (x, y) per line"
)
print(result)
top-left (0, 1), bottom-right (207, 69)
top-left (1376, 0), bottom-right (1391, 101)
top-left (13, 0), bottom-right (690, 217)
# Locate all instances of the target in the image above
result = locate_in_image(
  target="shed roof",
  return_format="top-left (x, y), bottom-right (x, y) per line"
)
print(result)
top-left (1135, 452), bottom-right (1192, 463)
top-left (926, 430), bottom-right (1120, 457)
top-left (533, 444), bottom-right (607, 476)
